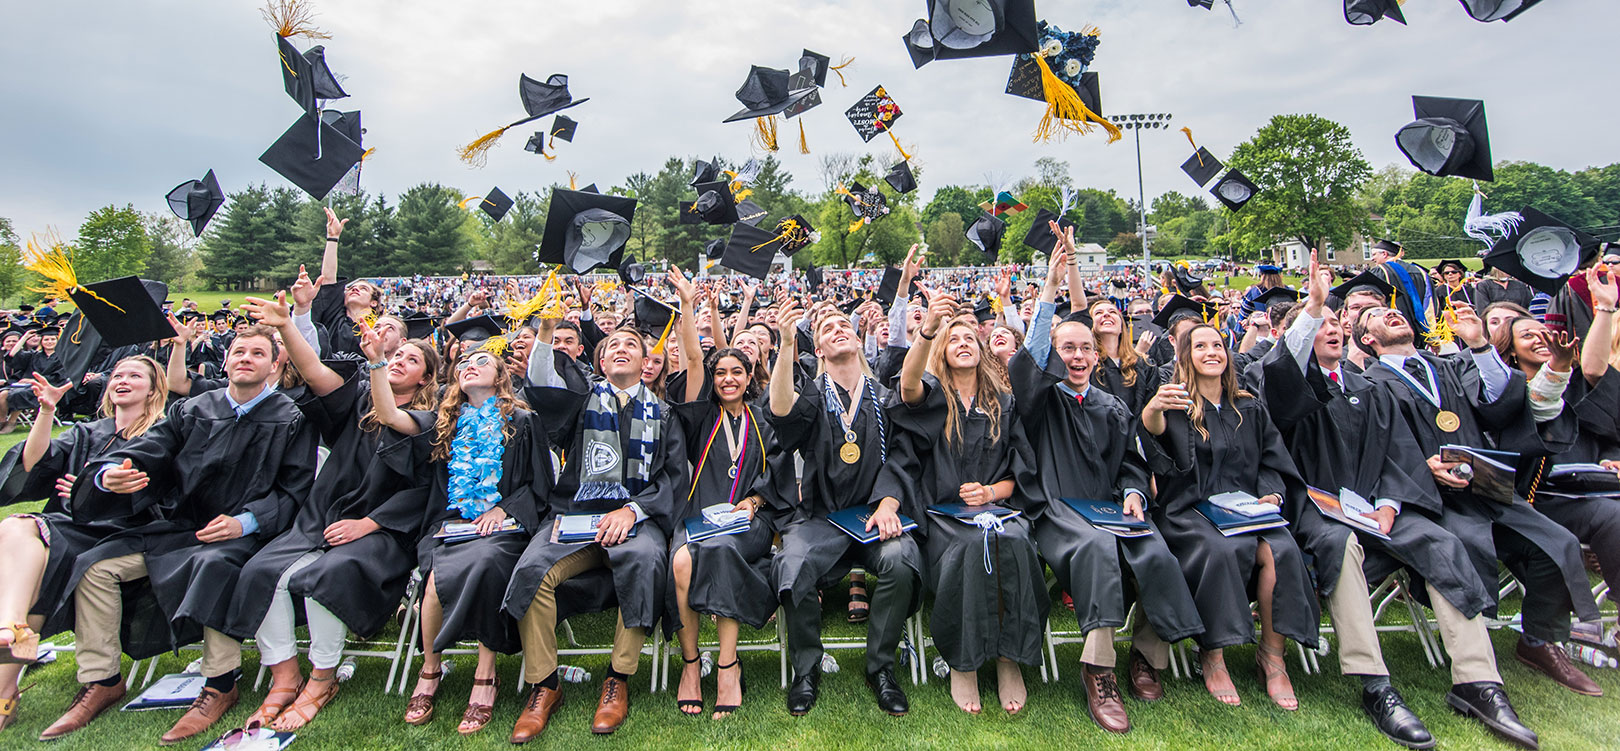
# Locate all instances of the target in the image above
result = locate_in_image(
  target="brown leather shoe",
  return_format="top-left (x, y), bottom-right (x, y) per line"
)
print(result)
top-left (159, 686), bottom-right (238, 746)
top-left (509, 684), bottom-right (565, 744)
top-left (590, 677), bottom-right (630, 734)
top-left (38, 680), bottom-right (126, 741)
top-left (1083, 665), bottom-right (1131, 734)
top-left (1127, 649), bottom-right (1163, 702)
top-left (1515, 638), bottom-right (1602, 697)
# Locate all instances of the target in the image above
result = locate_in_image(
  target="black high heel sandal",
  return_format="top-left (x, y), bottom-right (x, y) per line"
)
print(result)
top-left (712, 660), bottom-right (746, 718)
top-left (676, 655), bottom-right (704, 715)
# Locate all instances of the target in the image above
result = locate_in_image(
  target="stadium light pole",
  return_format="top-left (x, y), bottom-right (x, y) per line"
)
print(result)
top-left (1116, 113), bottom-right (1173, 271)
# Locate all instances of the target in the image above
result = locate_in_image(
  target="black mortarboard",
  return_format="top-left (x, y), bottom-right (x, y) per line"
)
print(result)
top-left (1021, 208), bottom-right (1076, 254)
top-left (67, 277), bottom-right (175, 348)
top-left (795, 49), bottom-right (832, 88)
top-left (535, 189), bottom-right (636, 274)
top-left (632, 291), bottom-right (679, 353)
top-left (719, 222), bottom-right (779, 281)
top-left (1006, 56), bottom-right (1101, 115)
top-left (773, 215), bottom-right (817, 255)
top-left (403, 315), bottom-right (438, 340)
top-left (479, 188), bottom-right (514, 222)
top-left (524, 131), bottom-right (547, 156)
top-left (1435, 259), bottom-right (1469, 275)
top-left (1252, 287), bottom-right (1301, 308)
top-left (276, 36), bottom-right (348, 119)
top-left (618, 258), bottom-right (647, 286)
top-left (884, 160), bottom-right (918, 194)
top-left (724, 66), bottom-right (817, 123)
top-left (704, 238), bottom-right (726, 261)
top-left (806, 266), bottom-right (825, 291)
top-left (1328, 270), bottom-right (1395, 304)
top-left (678, 180), bottom-right (739, 226)
top-left (1372, 239), bottom-right (1403, 255)
top-left (966, 211), bottom-right (1007, 263)
top-left (1188, 0), bottom-right (1215, 8)
top-left (1396, 96), bottom-right (1493, 182)
top-left (177, 309), bottom-right (204, 324)
top-left (550, 115), bottom-right (578, 143)
top-left (735, 199), bottom-right (768, 226)
top-left (691, 158), bottom-right (721, 186)
top-left (445, 314), bottom-right (502, 342)
top-left (1180, 148), bottom-right (1224, 187)
top-left (1053, 296), bottom-right (1073, 320)
top-left (1483, 208), bottom-right (1600, 295)
top-left (259, 113), bottom-right (365, 200)
top-left (901, 0), bottom-right (1040, 68)
top-left (1460, 0), bottom-right (1543, 22)
top-left (973, 299), bottom-right (996, 323)
top-left (1170, 265), bottom-right (1206, 294)
top-left (844, 85), bottom-right (903, 142)
top-left (1210, 169), bottom-right (1259, 211)
top-left (876, 266), bottom-right (921, 306)
top-left (458, 74), bottom-right (589, 166)
top-left (1344, 0), bottom-right (1406, 24)
top-left (1151, 295), bottom-right (1219, 330)
top-left (166, 169), bottom-right (226, 237)
top-left (210, 309), bottom-right (230, 321)
top-left (321, 109), bottom-right (363, 147)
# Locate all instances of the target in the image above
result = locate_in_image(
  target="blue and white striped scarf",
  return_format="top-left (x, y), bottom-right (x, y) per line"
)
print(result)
top-left (573, 381), bottom-right (662, 503)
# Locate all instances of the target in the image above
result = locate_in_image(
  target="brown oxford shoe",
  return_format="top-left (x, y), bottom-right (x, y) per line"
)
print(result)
top-left (159, 686), bottom-right (238, 746)
top-left (1084, 665), bottom-right (1131, 734)
top-left (37, 680), bottom-right (125, 741)
top-left (590, 677), bottom-right (630, 734)
top-left (1127, 649), bottom-right (1164, 702)
top-left (1515, 638), bottom-right (1603, 697)
top-left (510, 684), bottom-right (564, 744)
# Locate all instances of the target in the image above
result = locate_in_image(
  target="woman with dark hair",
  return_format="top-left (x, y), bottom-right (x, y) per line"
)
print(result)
top-left (1141, 323), bottom-right (1319, 710)
top-left (665, 271), bottom-right (787, 720)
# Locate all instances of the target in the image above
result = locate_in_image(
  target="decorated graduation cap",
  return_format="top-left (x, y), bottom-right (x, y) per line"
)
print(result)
top-left (535, 188), bottom-right (636, 274)
top-left (902, 0), bottom-right (1040, 68)
top-left (1396, 96), bottom-right (1493, 182)
top-left (966, 210), bottom-right (1007, 263)
top-left (678, 180), bottom-right (740, 226)
top-left (1209, 169), bottom-right (1259, 211)
top-left (259, 112), bottom-right (364, 200)
top-left (1460, 0), bottom-right (1543, 22)
top-left (845, 85), bottom-right (912, 161)
top-left (735, 199), bottom-right (768, 226)
top-left (457, 73), bottom-right (589, 167)
top-left (979, 190), bottom-right (1028, 217)
top-left (884, 160), bottom-right (918, 194)
top-left (1344, 0), bottom-right (1405, 24)
top-left (166, 169), bottom-right (225, 237)
top-left (724, 65), bottom-right (818, 153)
top-left (1483, 208), bottom-right (1600, 295)
top-left (1003, 21), bottom-right (1120, 143)
top-left (1151, 295), bottom-right (1220, 330)
top-left (458, 187), bottom-right (513, 222)
top-left (836, 181), bottom-right (891, 233)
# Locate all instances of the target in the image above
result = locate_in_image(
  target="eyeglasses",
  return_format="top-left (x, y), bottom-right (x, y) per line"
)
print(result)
top-left (457, 352), bottom-right (497, 372)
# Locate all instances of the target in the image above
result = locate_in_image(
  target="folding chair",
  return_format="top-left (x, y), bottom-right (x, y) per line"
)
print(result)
top-left (658, 609), bottom-right (790, 692)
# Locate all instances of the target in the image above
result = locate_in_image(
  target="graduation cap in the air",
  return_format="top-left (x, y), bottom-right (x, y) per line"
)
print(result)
top-left (166, 169), bottom-right (226, 237)
top-left (845, 85), bottom-right (905, 144)
top-left (704, 238), bottom-right (727, 261)
top-left (1328, 270), bottom-right (1395, 307)
top-left (617, 258), bottom-right (648, 286)
top-left (735, 199), bottom-right (768, 226)
top-left (690, 158), bottom-right (722, 186)
top-left (259, 113), bottom-right (365, 200)
top-left (1188, 0), bottom-right (1215, 7)
top-left (1181, 148), bottom-right (1224, 187)
top-left (884, 160), bottom-right (918, 194)
top-left (62, 277), bottom-right (176, 348)
top-left (720, 222), bottom-right (781, 281)
top-left (966, 211), bottom-right (1007, 263)
top-left (1460, 0), bottom-right (1543, 22)
top-left (535, 189), bottom-right (636, 274)
top-left (1169, 264), bottom-right (1205, 294)
top-left (1003, 22), bottom-right (1118, 143)
top-left (902, 0), bottom-right (1040, 68)
top-left (1210, 169), bottom-right (1259, 211)
top-left (631, 291), bottom-right (680, 353)
top-left (1022, 208), bottom-right (1076, 254)
top-left (678, 180), bottom-right (739, 226)
top-left (524, 115), bottom-right (580, 160)
top-left (276, 36), bottom-right (348, 120)
top-left (445, 314), bottom-right (503, 342)
top-left (806, 265), bottom-right (825, 291)
top-left (980, 190), bottom-right (1028, 217)
top-left (1344, 0), bottom-right (1405, 24)
top-left (1151, 295), bottom-right (1220, 330)
top-left (1396, 96), bottom-right (1493, 182)
top-left (723, 65), bottom-right (817, 123)
top-left (838, 181), bottom-right (891, 230)
top-left (876, 266), bottom-right (921, 306)
top-left (465, 187), bottom-right (513, 222)
top-left (772, 215), bottom-right (818, 255)
top-left (458, 74), bottom-right (589, 167)
top-left (320, 109), bottom-right (363, 147)
top-left (1483, 208), bottom-right (1601, 295)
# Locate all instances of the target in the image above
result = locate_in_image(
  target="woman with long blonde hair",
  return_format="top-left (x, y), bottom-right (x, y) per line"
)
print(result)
top-left (1141, 323), bottom-right (1318, 711)
top-left (0, 355), bottom-right (167, 731)
top-left (1086, 298), bottom-right (1159, 416)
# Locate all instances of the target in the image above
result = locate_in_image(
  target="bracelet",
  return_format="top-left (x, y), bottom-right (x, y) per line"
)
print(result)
top-left (1469, 343), bottom-right (1494, 354)
top-left (1597, 305), bottom-right (1618, 314)
top-left (367, 360), bottom-right (387, 371)
top-left (919, 331), bottom-right (936, 340)
top-left (326, 236), bottom-right (340, 243)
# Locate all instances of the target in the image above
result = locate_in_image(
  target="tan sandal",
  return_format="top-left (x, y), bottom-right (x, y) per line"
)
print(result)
top-left (1256, 643), bottom-right (1298, 711)
top-left (457, 676), bottom-right (499, 735)
top-left (271, 674), bottom-right (338, 731)
top-left (0, 624), bottom-right (39, 665)
top-left (1201, 651), bottom-right (1241, 707)
top-left (244, 679), bottom-right (303, 730)
top-left (0, 692), bottom-right (19, 731)
top-left (403, 668), bottom-right (442, 726)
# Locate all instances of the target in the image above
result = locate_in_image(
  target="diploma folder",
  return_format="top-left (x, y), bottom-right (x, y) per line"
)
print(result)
top-left (1439, 445), bottom-right (1518, 505)
top-left (683, 515), bottom-right (750, 543)
top-left (556, 513), bottom-right (640, 544)
top-left (926, 503), bottom-right (1022, 524)
top-left (827, 505), bottom-right (918, 544)
top-left (121, 672), bottom-right (205, 711)
top-left (1305, 486), bottom-right (1392, 541)
top-left (433, 518), bottom-right (522, 544)
top-left (1058, 497), bottom-right (1153, 538)
top-left (1195, 500), bottom-right (1288, 537)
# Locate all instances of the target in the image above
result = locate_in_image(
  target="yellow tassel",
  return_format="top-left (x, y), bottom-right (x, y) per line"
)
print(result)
top-left (457, 195), bottom-right (482, 210)
top-left (799, 120), bottom-right (811, 155)
top-left (457, 126), bottom-right (510, 168)
top-left (1180, 127), bottom-right (1202, 166)
top-left (651, 317), bottom-right (675, 355)
top-left (884, 129), bottom-right (912, 162)
top-left (506, 269), bottom-right (565, 325)
top-left (848, 219), bottom-right (866, 234)
top-left (990, 297), bottom-right (1004, 314)
top-left (733, 187), bottom-right (754, 202)
top-left (261, 0), bottom-right (332, 39)
top-left (1030, 55), bottom-right (1122, 144)
top-left (361, 147), bottom-right (376, 162)
top-left (829, 56), bottom-right (855, 87)
top-left (752, 116), bottom-right (779, 152)
top-left (22, 233), bottom-right (124, 313)
top-left (479, 335), bottom-right (509, 356)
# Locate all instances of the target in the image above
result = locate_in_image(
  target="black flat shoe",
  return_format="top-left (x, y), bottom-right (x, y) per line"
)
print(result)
top-left (1360, 685), bottom-right (1435, 750)
top-left (676, 655), bottom-right (703, 716)
top-left (786, 668), bottom-right (820, 716)
top-left (1446, 682), bottom-right (1539, 751)
top-left (866, 668), bottom-right (909, 716)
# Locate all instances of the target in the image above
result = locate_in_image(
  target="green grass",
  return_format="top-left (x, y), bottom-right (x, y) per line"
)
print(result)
top-left (2, 429), bottom-right (1618, 750)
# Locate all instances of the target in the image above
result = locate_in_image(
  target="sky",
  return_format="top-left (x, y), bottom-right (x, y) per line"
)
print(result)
top-left (2, 0), bottom-right (1615, 240)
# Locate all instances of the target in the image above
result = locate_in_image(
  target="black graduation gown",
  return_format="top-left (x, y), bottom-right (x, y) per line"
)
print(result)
top-left (1362, 352), bottom-right (1601, 637)
top-left (666, 397), bottom-right (787, 631)
top-left (225, 377), bottom-right (436, 641)
top-left (70, 389), bottom-right (316, 658)
top-left (1521, 366), bottom-right (1620, 608)
top-left (1143, 394), bottom-right (1321, 650)
top-left (1258, 347), bottom-right (1491, 617)
top-left (1086, 351), bottom-right (1161, 420)
top-left (502, 382), bottom-right (683, 635)
top-left (1011, 349), bottom-right (1203, 646)
top-left (0, 418), bottom-right (152, 637)
top-left (893, 375), bottom-right (1048, 670)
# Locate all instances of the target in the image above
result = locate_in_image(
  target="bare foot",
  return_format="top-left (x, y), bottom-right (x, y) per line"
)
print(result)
top-left (995, 659), bottom-right (1026, 714)
top-left (949, 669), bottom-right (981, 714)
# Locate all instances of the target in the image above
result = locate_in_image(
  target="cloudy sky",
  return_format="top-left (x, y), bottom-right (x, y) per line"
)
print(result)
top-left (2, 0), bottom-right (1613, 239)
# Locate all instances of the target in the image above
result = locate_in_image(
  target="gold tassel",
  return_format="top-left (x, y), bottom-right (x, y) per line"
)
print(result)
top-left (733, 187), bottom-right (754, 202)
top-left (1180, 127), bottom-right (1202, 166)
top-left (456, 195), bottom-right (482, 210)
top-left (884, 129), bottom-right (912, 162)
top-left (457, 126), bottom-right (510, 168)
top-left (752, 116), bottom-right (780, 152)
top-left (506, 269), bottom-right (565, 324)
top-left (361, 147), bottom-right (376, 162)
top-left (23, 233), bottom-right (123, 313)
top-left (479, 335), bottom-right (509, 356)
top-left (651, 317), bottom-right (675, 355)
top-left (1030, 55), bottom-right (1122, 144)
top-left (799, 120), bottom-right (811, 155)
top-left (568, 172), bottom-right (578, 191)
top-left (261, 0), bottom-right (332, 39)
top-left (829, 56), bottom-right (855, 87)
top-left (848, 219), bottom-right (866, 234)
top-left (990, 296), bottom-right (1004, 314)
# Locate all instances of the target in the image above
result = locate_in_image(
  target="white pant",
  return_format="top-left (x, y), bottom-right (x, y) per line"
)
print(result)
top-left (255, 551), bottom-right (348, 669)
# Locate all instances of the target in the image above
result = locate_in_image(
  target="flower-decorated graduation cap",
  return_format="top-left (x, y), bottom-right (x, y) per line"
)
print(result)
top-left (1483, 208), bottom-right (1600, 295)
top-left (902, 0), bottom-right (1039, 68)
top-left (1004, 21), bottom-right (1120, 143)
top-left (166, 169), bottom-right (225, 237)
top-left (1395, 96), bottom-right (1493, 181)
top-left (1344, 0), bottom-right (1406, 25)
top-left (836, 181), bottom-right (891, 234)
top-left (535, 188), bottom-right (635, 274)
top-left (845, 85), bottom-right (912, 161)
top-left (458, 74), bottom-right (590, 167)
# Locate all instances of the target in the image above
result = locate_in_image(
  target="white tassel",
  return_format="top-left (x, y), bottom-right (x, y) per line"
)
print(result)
top-left (1463, 188), bottom-right (1522, 250)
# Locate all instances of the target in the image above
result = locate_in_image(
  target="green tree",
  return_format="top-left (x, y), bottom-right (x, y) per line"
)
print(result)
top-left (201, 185), bottom-right (277, 289)
top-left (486, 191), bottom-right (547, 274)
top-left (923, 213), bottom-right (966, 267)
top-left (1224, 113), bottom-right (1373, 254)
top-left (0, 218), bottom-right (21, 303)
top-left (1149, 192), bottom-right (1211, 224)
top-left (75, 205), bottom-right (151, 283)
top-left (922, 185), bottom-right (990, 228)
top-left (141, 212), bottom-right (201, 288)
top-left (393, 183), bottom-right (474, 275)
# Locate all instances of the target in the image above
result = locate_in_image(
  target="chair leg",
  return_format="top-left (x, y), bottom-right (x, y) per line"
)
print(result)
top-left (777, 608), bottom-right (789, 691)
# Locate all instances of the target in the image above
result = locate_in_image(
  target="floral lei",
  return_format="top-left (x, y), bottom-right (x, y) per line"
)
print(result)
top-left (447, 400), bottom-right (508, 520)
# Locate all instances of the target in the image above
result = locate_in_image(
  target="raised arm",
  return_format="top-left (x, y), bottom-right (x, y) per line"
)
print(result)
top-left (769, 299), bottom-right (803, 417)
top-left (1583, 266), bottom-right (1617, 385)
top-left (242, 292), bottom-right (347, 396)
top-left (20, 374), bottom-right (72, 472)
top-left (358, 323), bottom-right (424, 435)
top-left (731, 283), bottom-right (755, 346)
top-left (319, 207), bottom-right (347, 284)
top-left (1057, 224), bottom-right (1087, 311)
top-left (899, 291), bottom-right (954, 406)
top-left (165, 314), bottom-right (193, 396)
top-left (669, 266), bottom-right (704, 403)
top-left (706, 284), bottom-right (727, 351)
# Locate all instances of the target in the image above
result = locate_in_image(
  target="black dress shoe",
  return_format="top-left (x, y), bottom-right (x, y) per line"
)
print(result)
top-left (866, 668), bottom-right (910, 716)
top-left (786, 668), bottom-right (821, 716)
top-left (1360, 685), bottom-right (1435, 750)
top-left (1446, 682), bottom-right (1539, 751)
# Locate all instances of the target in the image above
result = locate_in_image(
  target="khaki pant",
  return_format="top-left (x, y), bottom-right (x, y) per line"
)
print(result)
top-left (1328, 535), bottom-right (1501, 685)
top-left (1080, 621), bottom-right (1173, 671)
top-left (74, 553), bottom-right (241, 683)
top-left (517, 545), bottom-right (646, 684)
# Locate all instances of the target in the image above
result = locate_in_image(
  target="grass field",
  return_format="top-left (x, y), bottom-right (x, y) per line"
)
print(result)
top-left (2, 432), bottom-right (1617, 751)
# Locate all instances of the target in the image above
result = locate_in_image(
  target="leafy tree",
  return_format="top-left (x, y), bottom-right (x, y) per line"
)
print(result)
top-left (923, 212), bottom-right (966, 267)
top-left (75, 205), bottom-right (151, 284)
top-left (922, 185), bottom-right (990, 228)
top-left (201, 185), bottom-right (277, 289)
top-left (1149, 192), bottom-right (1211, 224)
top-left (1073, 188), bottom-right (1135, 247)
top-left (1224, 113), bottom-right (1373, 253)
top-left (0, 218), bottom-right (21, 302)
top-left (141, 212), bottom-right (200, 288)
top-left (485, 191), bottom-right (547, 274)
top-left (393, 183), bottom-right (474, 275)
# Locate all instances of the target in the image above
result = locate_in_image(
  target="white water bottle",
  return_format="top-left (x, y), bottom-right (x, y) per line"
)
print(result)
top-left (700, 651), bottom-right (714, 678)
top-left (1564, 643), bottom-right (1618, 669)
top-left (820, 652), bottom-right (840, 674)
top-left (335, 656), bottom-right (357, 682)
top-left (1571, 621), bottom-right (1618, 648)
top-left (557, 664), bottom-right (591, 683)
top-left (931, 656), bottom-right (950, 678)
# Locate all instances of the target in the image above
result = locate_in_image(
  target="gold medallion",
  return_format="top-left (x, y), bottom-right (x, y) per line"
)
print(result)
top-left (1435, 410), bottom-right (1461, 433)
top-left (839, 442), bottom-right (861, 464)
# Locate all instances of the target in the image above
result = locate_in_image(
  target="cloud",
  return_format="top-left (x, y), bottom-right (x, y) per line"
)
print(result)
top-left (1, 0), bottom-right (1613, 239)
